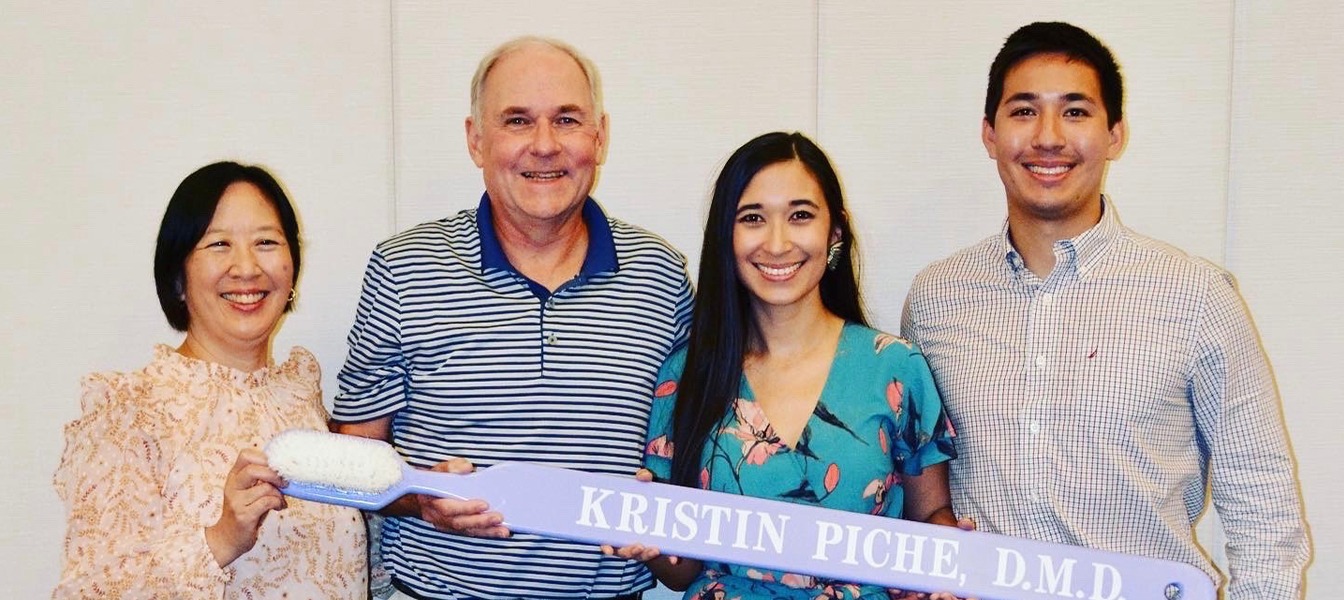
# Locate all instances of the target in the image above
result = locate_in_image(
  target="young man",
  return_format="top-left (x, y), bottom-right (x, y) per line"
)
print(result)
top-left (901, 21), bottom-right (1309, 599)
top-left (334, 37), bottom-right (692, 600)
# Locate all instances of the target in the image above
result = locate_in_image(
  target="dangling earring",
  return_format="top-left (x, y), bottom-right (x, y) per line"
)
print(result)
top-left (826, 241), bottom-right (843, 271)
top-left (287, 288), bottom-right (297, 307)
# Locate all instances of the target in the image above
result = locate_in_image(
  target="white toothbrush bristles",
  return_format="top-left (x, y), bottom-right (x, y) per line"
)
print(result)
top-left (265, 429), bottom-right (404, 493)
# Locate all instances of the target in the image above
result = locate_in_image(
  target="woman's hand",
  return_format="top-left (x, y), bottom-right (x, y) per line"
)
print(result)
top-left (204, 448), bottom-right (287, 567)
top-left (598, 469), bottom-right (668, 560)
top-left (600, 541), bottom-right (679, 564)
top-left (600, 468), bottom-right (682, 562)
top-left (932, 516), bottom-right (977, 599)
top-left (598, 469), bottom-right (701, 591)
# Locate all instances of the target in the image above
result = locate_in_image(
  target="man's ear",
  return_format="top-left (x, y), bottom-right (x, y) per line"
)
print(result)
top-left (465, 116), bottom-right (485, 168)
top-left (1107, 118), bottom-right (1128, 161)
top-left (981, 118), bottom-right (998, 160)
top-left (595, 112), bottom-right (610, 165)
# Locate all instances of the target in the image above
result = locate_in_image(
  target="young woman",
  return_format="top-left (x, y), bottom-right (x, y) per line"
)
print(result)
top-left (608, 132), bottom-right (961, 600)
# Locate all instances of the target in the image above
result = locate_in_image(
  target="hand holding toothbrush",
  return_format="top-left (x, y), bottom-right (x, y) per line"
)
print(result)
top-left (600, 469), bottom-right (702, 591)
top-left (417, 457), bottom-right (510, 539)
top-left (332, 418), bottom-right (510, 538)
top-left (204, 448), bottom-right (287, 568)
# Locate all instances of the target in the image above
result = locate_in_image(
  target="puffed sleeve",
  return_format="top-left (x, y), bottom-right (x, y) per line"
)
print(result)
top-left (642, 350), bottom-right (688, 483)
top-left (288, 346), bottom-right (329, 421)
top-left (52, 374), bottom-right (230, 599)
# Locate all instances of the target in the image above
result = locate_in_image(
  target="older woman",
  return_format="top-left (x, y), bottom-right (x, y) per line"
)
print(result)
top-left (53, 162), bottom-right (366, 598)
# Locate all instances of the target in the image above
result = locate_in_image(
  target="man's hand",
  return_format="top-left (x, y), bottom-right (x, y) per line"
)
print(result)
top-left (417, 457), bottom-right (511, 538)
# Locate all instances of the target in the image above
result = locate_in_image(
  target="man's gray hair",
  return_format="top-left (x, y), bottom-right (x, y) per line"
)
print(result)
top-left (469, 36), bottom-right (604, 124)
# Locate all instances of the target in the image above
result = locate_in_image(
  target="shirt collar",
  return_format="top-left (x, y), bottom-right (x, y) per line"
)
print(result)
top-left (999, 195), bottom-right (1122, 280)
top-left (475, 193), bottom-right (618, 277)
top-left (1069, 195), bottom-right (1121, 277)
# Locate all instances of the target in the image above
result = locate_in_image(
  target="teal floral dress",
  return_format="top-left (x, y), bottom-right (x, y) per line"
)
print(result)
top-left (644, 323), bottom-right (957, 600)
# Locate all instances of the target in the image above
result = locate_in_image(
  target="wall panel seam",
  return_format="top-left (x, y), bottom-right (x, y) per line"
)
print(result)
top-left (388, 0), bottom-right (402, 233)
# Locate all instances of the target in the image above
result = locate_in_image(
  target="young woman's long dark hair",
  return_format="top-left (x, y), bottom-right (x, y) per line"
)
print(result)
top-left (668, 131), bottom-right (867, 488)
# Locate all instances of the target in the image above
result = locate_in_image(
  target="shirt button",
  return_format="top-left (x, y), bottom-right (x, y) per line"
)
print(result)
top-left (545, 333), bottom-right (558, 345)
top-left (545, 298), bottom-right (556, 310)
top-left (1041, 293), bottom-right (1054, 306)
top-left (1034, 354), bottom-right (1047, 368)
top-left (1029, 422), bottom-right (1040, 435)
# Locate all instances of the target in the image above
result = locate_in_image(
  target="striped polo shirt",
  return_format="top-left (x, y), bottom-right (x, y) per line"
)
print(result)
top-left (334, 195), bottom-right (693, 599)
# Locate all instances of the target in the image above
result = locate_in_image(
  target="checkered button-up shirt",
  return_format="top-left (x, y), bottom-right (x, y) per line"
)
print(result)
top-left (901, 198), bottom-right (1308, 599)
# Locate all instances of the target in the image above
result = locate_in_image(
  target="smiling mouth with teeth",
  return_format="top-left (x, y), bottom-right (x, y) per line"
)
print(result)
top-left (222, 292), bottom-right (268, 304)
top-left (522, 171), bottom-right (566, 180)
top-left (1026, 164), bottom-right (1072, 175)
top-left (756, 262), bottom-right (803, 278)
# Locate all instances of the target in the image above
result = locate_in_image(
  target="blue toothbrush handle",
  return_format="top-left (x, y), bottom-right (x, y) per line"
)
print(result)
top-left (280, 463), bottom-right (511, 510)
top-left (283, 461), bottom-right (1217, 600)
top-left (398, 466), bottom-right (476, 501)
top-left (453, 463), bottom-right (1218, 600)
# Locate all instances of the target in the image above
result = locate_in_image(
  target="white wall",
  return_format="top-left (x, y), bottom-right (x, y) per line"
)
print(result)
top-left (1, 1), bottom-right (395, 594)
top-left (4, 1), bottom-right (1338, 597)
top-left (1226, 0), bottom-right (1344, 591)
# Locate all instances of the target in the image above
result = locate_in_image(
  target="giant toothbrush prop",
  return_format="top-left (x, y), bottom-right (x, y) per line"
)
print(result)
top-left (266, 429), bottom-right (1214, 600)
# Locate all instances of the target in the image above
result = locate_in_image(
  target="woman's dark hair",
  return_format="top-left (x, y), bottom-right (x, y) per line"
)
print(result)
top-left (668, 131), bottom-right (867, 488)
top-left (153, 161), bottom-right (301, 331)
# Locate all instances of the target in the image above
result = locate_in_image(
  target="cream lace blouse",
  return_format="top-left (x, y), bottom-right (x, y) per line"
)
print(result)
top-left (53, 345), bottom-right (367, 599)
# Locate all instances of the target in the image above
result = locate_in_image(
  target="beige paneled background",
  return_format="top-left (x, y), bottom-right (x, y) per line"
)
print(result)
top-left (3, 1), bottom-right (1338, 597)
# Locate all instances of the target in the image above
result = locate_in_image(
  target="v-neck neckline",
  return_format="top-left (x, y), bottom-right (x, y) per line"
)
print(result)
top-left (739, 321), bottom-right (850, 451)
